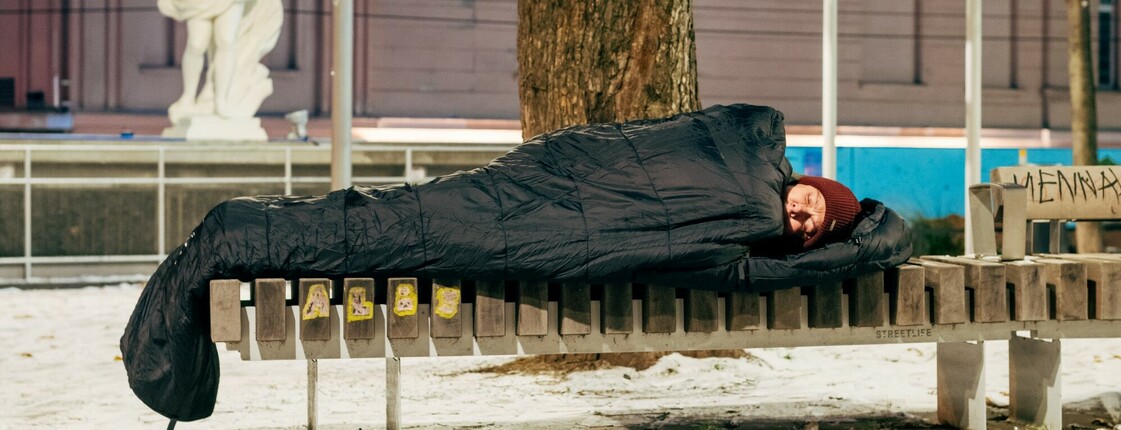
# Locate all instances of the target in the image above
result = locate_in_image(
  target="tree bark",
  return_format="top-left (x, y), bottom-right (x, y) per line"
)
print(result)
top-left (514, 0), bottom-right (700, 367)
top-left (516, 0), bottom-right (700, 139)
top-left (1068, 0), bottom-right (1103, 252)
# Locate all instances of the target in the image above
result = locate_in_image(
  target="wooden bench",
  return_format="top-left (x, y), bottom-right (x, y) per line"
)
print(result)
top-left (204, 165), bottom-right (1121, 429)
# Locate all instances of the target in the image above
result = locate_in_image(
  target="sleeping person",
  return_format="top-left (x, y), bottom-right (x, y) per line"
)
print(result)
top-left (121, 103), bottom-right (912, 421)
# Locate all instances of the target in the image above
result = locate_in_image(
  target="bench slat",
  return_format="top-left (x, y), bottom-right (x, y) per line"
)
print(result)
top-left (767, 287), bottom-right (802, 330)
top-left (726, 291), bottom-right (760, 331)
top-left (685, 289), bottom-right (718, 333)
top-left (925, 256), bottom-right (1007, 323)
top-left (911, 259), bottom-right (967, 324)
top-left (255, 278), bottom-right (288, 342)
top-left (430, 279), bottom-right (463, 338)
top-left (387, 278), bottom-right (420, 339)
top-left (516, 281), bottom-right (548, 336)
top-left (1034, 257), bottom-right (1089, 321)
top-left (890, 266), bottom-right (926, 326)
top-left (602, 283), bottom-right (634, 334)
top-left (299, 278), bottom-right (333, 341)
top-left (851, 272), bottom-right (886, 327)
top-left (343, 278), bottom-right (377, 340)
top-left (1004, 261), bottom-right (1047, 321)
top-left (209, 280), bottom-right (242, 343)
top-left (560, 283), bottom-right (592, 335)
top-left (643, 284), bottom-right (676, 333)
top-left (475, 280), bottom-right (506, 337)
top-left (1058, 254), bottom-right (1121, 320)
top-left (809, 282), bottom-right (843, 328)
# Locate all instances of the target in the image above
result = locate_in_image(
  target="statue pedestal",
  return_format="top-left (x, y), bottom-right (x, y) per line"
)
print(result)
top-left (162, 116), bottom-right (268, 141)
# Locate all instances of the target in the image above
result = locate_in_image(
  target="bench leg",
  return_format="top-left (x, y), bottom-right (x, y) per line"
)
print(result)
top-left (937, 341), bottom-right (987, 430)
top-left (1009, 335), bottom-right (1061, 429)
top-left (387, 357), bottom-right (401, 430)
top-left (308, 359), bottom-right (318, 430)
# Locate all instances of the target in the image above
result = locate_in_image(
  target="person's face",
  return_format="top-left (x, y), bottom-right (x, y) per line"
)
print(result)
top-left (784, 184), bottom-right (826, 241)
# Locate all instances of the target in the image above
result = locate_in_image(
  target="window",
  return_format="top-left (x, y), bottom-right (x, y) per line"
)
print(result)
top-left (1100, 0), bottom-right (1118, 89)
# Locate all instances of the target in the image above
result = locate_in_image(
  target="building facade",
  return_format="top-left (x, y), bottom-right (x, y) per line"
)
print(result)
top-left (1, 0), bottom-right (1119, 129)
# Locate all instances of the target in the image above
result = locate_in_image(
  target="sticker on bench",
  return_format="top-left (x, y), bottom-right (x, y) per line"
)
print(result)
top-left (393, 281), bottom-right (418, 317)
top-left (346, 286), bottom-right (374, 322)
top-left (434, 285), bottom-right (460, 319)
top-left (301, 283), bottom-right (330, 320)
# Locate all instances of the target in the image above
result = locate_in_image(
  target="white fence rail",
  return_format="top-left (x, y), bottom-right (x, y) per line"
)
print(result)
top-left (0, 141), bottom-right (518, 281)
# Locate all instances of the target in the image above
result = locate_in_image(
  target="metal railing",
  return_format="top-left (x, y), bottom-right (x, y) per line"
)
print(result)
top-left (0, 140), bottom-right (518, 281)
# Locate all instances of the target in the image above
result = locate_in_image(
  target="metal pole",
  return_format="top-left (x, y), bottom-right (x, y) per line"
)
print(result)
top-left (821, 0), bottom-right (838, 179)
top-left (157, 148), bottom-right (166, 256)
top-left (404, 148), bottom-right (413, 182)
top-left (964, 0), bottom-right (983, 254)
top-left (23, 148), bottom-right (31, 280)
top-left (284, 147), bottom-right (293, 195)
top-left (330, 0), bottom-right (353, 190)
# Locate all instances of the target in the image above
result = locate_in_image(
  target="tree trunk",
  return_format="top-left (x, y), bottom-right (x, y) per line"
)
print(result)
top-left (1068, 0), bottom-right (1103, 252)
top-left (516, 0), bottom-right (700, 139)
top-left (514, 0), bottom-right (700, 368)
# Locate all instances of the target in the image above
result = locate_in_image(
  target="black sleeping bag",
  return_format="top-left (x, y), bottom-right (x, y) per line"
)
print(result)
top-left (120, 104), bottom-right (913, 421)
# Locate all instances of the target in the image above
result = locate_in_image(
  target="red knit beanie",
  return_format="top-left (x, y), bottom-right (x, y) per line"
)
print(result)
top-left (795, 176), bottom-right (860, 248)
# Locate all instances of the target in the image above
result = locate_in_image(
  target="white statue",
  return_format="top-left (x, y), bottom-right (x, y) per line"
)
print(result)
top-left (158, 0), bottom-right (283, 140)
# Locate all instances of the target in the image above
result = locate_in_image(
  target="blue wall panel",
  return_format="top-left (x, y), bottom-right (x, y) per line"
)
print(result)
top-left (784, 146), bottom-right (1103, 219)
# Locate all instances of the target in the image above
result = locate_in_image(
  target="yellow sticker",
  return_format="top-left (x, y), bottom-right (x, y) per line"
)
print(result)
top-left (434, 285), bottom-right (460, 319)
top-left (301, 283), bottom-right (330, 321)
top-left (346, 286), bottom-right (373, 322)
top-left (393, 282), bottom-right (418, 317)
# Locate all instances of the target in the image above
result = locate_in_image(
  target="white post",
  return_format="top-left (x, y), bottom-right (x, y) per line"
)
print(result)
top-left (330, 0), bottom-right (354, 190)
top-left (1008, 335), bottom-right (1062, 429)
top-left (937, 341), bottom-right (987, 429)
top-left (964, 0), bottom-right (983, 254)
top-left (307, 359), bottom-right (318, 430)
top-left (821, 0), bottom-right (838, 180)
top-left (387, 357), bottom-right (401, 430)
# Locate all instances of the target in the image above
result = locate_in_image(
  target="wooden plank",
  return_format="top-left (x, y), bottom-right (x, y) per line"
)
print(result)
top-left (684, 289), bottom-right (718, 333)
top-left (1090, 258), bottom-right (1121, 320)
top-left (990, 166), bottom-right (1121, 220)
top-left (767, 287), bottom-right (802, 330)
top-left (516, 281), bottom-right (548, 336)
top-left (910, 259), bottom-right (967, 325)
top-left (255, 278), bottom-right (287, 342)
top-left (343, 278), bottom-right (376, 340)
top-left (560, 283), bottom-right (592, 335)
top-left (474, 280), bottom-right (506, 337)
top-left (642, 284), bottom-right (676, 334)
top-left (1004, 261), bottom-right (1047, 321)
top-left (924, 256), bottom-right (1007, 323)
top-left (601, 283), bottom-right (633, 334)
top-left (890, 266), bottom-right (926, 326)
top-left (850, 272), bottom-right (886, 327)
top-left (1033, 257), bottom-right (1089, 321)
top-left (430, 279), bottom-right (463, 338)
top-left (726, 291), bottom-right (760, 331)
top-left (809, 282), bottom-right (843, 329)
top-left (299, 278), bottom-right (333, 341)
top-left (387, 278), bottom-right (420, 339)
top-left (209, 279), bottom-right (242, 343)
top-left (1056, 254), bottom-right (1121, 320)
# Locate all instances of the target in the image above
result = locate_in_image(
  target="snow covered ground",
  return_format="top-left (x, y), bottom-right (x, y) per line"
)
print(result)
top-left (4, 284), bottom-right (1121, 429)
